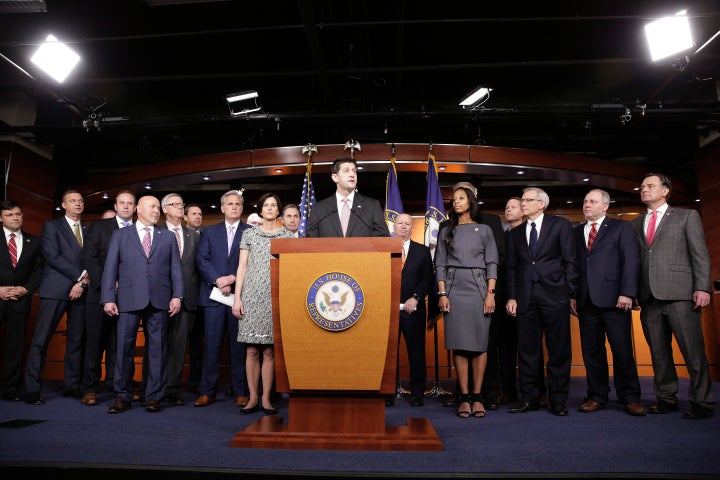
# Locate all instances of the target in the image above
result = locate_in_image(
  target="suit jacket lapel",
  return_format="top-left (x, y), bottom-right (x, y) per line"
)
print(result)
top-left (653, 206), bottom-right (672, 241)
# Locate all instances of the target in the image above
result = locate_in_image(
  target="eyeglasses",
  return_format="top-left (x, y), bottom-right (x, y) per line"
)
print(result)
top-left (520, 198), bottom-right (538, 203)
top-left (167, 202), bottom-right (185, 209)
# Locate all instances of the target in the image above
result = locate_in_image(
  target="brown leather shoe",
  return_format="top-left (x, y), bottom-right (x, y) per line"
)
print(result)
top-left (579, 399), bottom-right (606, 413)
top-left (80, 392), bottom-right (97, 406)
top-left (193, 395), bottom-right (216, 407)
top-left (235, 396), bottom-right (249, 407)
top-left (107, 397), bottom-right (132, 414)
top-left (144, 399), bottom-right (161, 412)
top-left (626, 402), bottom-right (646, 416)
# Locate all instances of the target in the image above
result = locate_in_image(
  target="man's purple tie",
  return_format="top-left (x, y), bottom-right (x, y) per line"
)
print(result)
top-left (142, 227), bottom-right (152, 257)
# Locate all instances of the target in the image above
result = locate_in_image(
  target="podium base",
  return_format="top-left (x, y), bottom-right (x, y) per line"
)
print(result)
top-left (230, 416), bottom-right (443, 451)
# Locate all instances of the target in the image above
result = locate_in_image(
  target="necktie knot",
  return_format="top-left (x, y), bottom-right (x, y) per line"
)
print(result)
top-left (122, 221), bottom-right (130, 227)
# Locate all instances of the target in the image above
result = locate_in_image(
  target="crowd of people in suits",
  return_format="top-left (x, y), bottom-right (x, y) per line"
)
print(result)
top-left (0, 163), bottom-right (715, 421)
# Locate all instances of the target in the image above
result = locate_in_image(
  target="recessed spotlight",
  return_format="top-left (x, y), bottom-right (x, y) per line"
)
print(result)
top-left (101, 192), bottom-right (109, 199)
top-left (517, 170), bottom-right (525, 175)
top-left (274, 168), bottom-right (283, 173)
top-left (633, 187), bottom-right (640, 191)
top-left (477, 200), bottom-right (484, 205)
top-left (144, 184), bottom-right (152, 190)
top-left (566, 200), bottom-right (573, 204)
top-left (610, 200), bottom-right (616, 203)
top-left (210, 204), bottom-right (217, 209)
top-left (695, 198), bottom-right (701, 202)
top-left (55, 206), bottom-right (61, 211)
top-left (253, 204), bottom-right (257, 208)
top-left (438, 165), bottom-right (446, 171)
top-left (203, 174), bottom-right (210, 181)
top-left (357, 166), bottom-right (364, 170)
top-left (582, 178), bottom-right (590, 182)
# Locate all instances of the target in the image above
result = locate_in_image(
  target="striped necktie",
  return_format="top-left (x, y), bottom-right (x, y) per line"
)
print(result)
top-left (587, 222), bottom-right (598, 251)
top-left (8, 233), bottom-right (17, 268)
top-left (73, 223), bottom-right (83, 248)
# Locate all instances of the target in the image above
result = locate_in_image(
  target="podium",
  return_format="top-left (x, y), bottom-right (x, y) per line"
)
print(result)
top-left (230, 238), bottom-right (442, 451)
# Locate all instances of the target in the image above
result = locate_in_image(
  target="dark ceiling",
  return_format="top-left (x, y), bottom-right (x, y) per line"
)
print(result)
top-left (1, 0), bottom-right (719, 214)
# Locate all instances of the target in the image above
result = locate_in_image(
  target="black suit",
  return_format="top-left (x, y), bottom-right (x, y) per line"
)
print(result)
top-left (82, 217), bottom-right (124, 393)
top-left (161, 223), bottom-right (199, 397)
top-left (506, 214), bottom-right (577, 407)
top-left (0, 229), bottom-right (43, 398)
top-left (573, 218), bottom-right (642, 405)
top-left (399, 240), bottom-right (433, 398)
top-left (305, 192), bottom-right (389, 238)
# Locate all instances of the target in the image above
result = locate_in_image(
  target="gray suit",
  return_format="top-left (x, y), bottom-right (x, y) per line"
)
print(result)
top-left (632, 206), bottom-right (714, 408)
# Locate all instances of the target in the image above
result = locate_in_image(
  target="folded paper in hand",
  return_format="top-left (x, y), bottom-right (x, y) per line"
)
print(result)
top-left (210, 286), bottom-right (234, 307)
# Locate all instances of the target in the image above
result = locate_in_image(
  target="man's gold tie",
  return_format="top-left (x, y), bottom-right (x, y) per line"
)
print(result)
top-left (73, 223), bottom-right (83, 248)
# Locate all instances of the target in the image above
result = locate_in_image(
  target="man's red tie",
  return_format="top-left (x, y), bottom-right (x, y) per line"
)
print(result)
top-left (646, 210), bottom-right (657, 245)
top-left (587, 222), bottom-right (597, 252)
top-left (8, 233), bottom-right (17, 268)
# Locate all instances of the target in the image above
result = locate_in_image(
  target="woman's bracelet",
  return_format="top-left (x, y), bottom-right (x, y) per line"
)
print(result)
top-left (437, 291), bottom-right (448, 297)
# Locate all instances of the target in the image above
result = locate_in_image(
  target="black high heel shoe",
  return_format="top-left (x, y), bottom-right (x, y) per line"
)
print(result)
top-left (239, 404), bottom-right (260, 415)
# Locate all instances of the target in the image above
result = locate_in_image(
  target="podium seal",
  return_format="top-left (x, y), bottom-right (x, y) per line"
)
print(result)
top-left (306, 272), bottom-right (365, 331)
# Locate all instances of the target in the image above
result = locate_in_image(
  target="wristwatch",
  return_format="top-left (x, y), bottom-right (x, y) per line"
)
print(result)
top-left (486, 289), bottom-right (496, 294)
top-left (79, 282), bottom-right (88, 290)
top-left (411, 293), bottom-right (419, 301)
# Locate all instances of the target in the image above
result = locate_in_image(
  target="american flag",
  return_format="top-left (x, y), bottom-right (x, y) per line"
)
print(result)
top-left (298, 160), bottom-right (316, 237)
top-left (384, 156), bottom-right (404, 236)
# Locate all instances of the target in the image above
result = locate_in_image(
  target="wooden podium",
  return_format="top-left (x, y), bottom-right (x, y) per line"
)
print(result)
top-left (230, 238), bottom-right (442, 451)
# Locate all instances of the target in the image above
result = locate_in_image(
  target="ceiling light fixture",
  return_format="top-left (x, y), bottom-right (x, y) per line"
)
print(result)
top-left (203, 174), bottom-right (210, 181)
top-left (30, 34), bottom-right (81, 83)
top-left (644, 11), bottom-right (694, 64)
top-left (225, 90), bottom-right (261, 116)
top-left (459, 86), bottom-right (493, 110)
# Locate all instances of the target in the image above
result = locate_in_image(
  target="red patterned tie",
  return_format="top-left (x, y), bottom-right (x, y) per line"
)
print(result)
top-left (646, 210), bottom-right (657, 245)
top-left (587, 222), bottom-right (597, 251)
top-left (142, 227), bottom-right (152, 257)
top-left (174, 227), bottom-right (183, 257)
top-left (8, 233), bottom-right (17, 268)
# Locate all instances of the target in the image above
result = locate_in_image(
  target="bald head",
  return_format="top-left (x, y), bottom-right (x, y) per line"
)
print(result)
top-left (136, 195), bottom-right (161, 226)
top-left (393, 213), bottom-right (414, 240)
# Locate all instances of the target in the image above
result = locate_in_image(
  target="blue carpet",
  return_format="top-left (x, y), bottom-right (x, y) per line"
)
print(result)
top-left (1, 377), bottom-right (718, 479)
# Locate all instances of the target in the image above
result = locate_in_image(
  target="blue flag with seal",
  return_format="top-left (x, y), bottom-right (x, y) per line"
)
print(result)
top-left (298, 159), bottom-right (316, 237)
top-left (384, 156), bottom-right (404, 236)
top-left (424, 153), bottom-right (447, 259)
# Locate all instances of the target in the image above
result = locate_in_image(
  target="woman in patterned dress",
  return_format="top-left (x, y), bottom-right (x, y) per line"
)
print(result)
top-left (232, 193), bottom-right (292, 414)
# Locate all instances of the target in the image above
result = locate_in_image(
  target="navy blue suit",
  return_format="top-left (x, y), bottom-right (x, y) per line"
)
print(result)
top-left (101, 223), bottom-right (183, 403)
top-left (196, 220), bottom-right (250, 397)
top-left (574, 218), bottom-right (642, 405)
top-left (399, 240), bottom-right (433, 398)
top-left (24, 217), bottom-right (88, 396)
top-left (0, 229), bottom-right (43, 398)
top-left (506, 214), bottom-right (577, 407)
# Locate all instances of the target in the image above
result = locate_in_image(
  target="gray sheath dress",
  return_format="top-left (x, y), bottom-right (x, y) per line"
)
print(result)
top-left (435, 223), bottom-right (499, 352)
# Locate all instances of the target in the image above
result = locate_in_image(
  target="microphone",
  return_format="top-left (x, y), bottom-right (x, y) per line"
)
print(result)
top-left (305, 207), bottom-right (337, 236)
top-left (350, 207), bottom-right (373, 235)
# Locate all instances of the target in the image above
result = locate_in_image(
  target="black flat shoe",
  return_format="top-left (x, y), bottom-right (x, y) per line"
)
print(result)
top-left (239, 404), bottom-right (260, 415)
top-left (262, 406), bottom-right (279, 415)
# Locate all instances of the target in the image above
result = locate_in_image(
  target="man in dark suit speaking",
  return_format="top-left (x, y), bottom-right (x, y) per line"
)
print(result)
top-left (305, 158), bottom-right (389, 238)
top-left (570, 189), bottom-right (644, 416)
top-left (102, 195), bottom-right (183, 414)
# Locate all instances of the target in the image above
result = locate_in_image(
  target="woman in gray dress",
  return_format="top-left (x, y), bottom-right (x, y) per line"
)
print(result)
top-left (436, 186), bottom-right (498, 418)
top-left (232, 193), bottom-right (292, 415)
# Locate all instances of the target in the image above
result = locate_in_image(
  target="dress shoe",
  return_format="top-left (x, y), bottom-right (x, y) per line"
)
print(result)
top-left (262, 405), bottom-right (279, 415)
top-left (509, 401), bottom-right (539, 413)
top-left (193, 395), bottom-right (216, 407)
top-left (2, 392), bottom-right (21, 402)
top-left (625, 402), bottom-right (646, 416)
top-left (131, 389), bottom-right (144, 403)
top-left (239, 404), bottom-right (260, 415)
top-left (579, 399), bottom-right (606, 413)
top-left (648, 400), bottom-right (678, 414)
top-left (683, 404), bottom-right (714, 420)
top-left (409, 395), bottom-right (424, 407)
top-left (144, 399), bottom-right (161, 412)
top-left (62, 388), bottom-right (82, 399)
top-left (443, 394), bottom-right (458, 408)
top-left (165, 393), bottom-right (185, 406)
top-left (80, 392), bottom-right (98, 406)
top-left (484, 398), bottom-right (499, 410)
top-left (538, 395), bottom-right (548, 408)
top-left (552, 403), bottom-right (569, 416)
top-left (496, 392), bottom-right (517, 405)
top-left (24, 391), bottom-right (44, 405)
top-left (107, 397), bottom-right (132, 414)
top-left (235, 395), bottom-right (249, 407)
